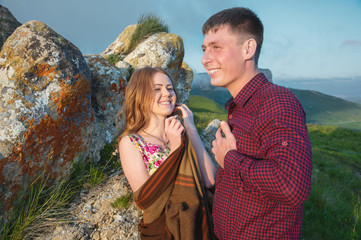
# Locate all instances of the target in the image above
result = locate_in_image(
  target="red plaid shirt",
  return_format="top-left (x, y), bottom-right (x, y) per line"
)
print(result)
top-left (213, 73), bottom-right (313, 239)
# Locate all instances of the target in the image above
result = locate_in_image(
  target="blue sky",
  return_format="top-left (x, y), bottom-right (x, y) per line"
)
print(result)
top-left (1, 0), bottom-right (361, 80)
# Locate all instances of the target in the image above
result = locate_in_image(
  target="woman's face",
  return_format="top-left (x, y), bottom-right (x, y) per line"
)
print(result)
top-left (150, 72), bottom-right (176, 118)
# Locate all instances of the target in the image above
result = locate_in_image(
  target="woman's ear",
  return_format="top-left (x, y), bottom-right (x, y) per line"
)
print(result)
top-left (243, 38), bottom-right (257, 61)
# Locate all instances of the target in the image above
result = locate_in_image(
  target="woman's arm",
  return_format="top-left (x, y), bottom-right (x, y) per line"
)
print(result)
top-left (174, 104), bottom-right (216, 188)
top-left (118, 136), bottom-right (150, 192)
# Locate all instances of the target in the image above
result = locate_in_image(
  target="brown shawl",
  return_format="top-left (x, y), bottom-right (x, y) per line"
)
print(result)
top-left (133, 134), bottom-right (215, 240)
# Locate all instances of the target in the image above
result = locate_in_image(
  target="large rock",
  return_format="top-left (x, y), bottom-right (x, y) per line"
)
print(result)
top-left (101, 24), bottom-right (137, 57)
top-left (0, 5), bottom-right (21, 48)
top-left (84, 54), bottom-right (127, 144)
top-left (0, 20), bottom-right (94, 213)
top-left (123, 32), bottom-right (184, 83)
top-left (176, 62), bottom-right (193, 104)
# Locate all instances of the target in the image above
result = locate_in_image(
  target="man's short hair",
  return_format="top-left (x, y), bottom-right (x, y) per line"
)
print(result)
top-left (202, 7), bottom-right (264, 64)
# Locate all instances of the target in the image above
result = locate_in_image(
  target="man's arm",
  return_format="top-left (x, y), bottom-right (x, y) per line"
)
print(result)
top-left (213, 95), bottom-right (313, 207)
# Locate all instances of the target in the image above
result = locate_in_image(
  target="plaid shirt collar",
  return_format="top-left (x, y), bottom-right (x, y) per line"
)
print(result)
top-left (225, 73), bottom-right (268, 110)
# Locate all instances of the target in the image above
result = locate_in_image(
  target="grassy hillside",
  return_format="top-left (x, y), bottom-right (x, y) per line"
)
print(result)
top-left (188, 95), bottom-right (361, 239)
top-left (191, 86), bottom-right (231, 107)
top-left (188, 95), bottom-right (227, 130)
top-left (191, 87), bottom-right (361, 131)
top-left (303, 124), bottom-right (361, 239)
top-left (289, 88), bottom-right (361, 130)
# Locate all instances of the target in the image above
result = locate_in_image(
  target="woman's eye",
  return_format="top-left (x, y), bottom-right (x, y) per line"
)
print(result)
top-left (155, 88), bottom-right (161, 91)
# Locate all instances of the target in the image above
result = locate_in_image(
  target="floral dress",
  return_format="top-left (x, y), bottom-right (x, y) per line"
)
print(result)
top-left (126, 133), bottom-right (170, 175)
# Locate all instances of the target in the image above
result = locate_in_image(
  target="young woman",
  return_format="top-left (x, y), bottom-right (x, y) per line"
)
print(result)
top-left (118, 66), bottom-right (215, 239)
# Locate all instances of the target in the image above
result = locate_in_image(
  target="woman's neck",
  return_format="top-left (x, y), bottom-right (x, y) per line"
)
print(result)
top-left (142, 116), bottom-right (167, 138)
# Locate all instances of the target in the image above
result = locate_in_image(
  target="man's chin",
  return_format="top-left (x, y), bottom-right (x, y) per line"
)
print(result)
top-left (210, 79), bottom-right (224, 88)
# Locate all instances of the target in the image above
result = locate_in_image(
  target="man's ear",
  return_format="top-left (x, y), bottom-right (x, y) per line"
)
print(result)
top-left (243, 38), bottom-right (257, 61)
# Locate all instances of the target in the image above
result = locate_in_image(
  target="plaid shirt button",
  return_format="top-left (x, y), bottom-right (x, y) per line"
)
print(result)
top-left (229, 114), bottom-right (233, 119)
top-left (282, 141), bottom-right (288, 146)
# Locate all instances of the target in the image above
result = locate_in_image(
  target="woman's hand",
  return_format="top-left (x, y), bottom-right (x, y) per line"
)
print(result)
top-left (173, 103), bottom-right (196, 132)
top-left (165, 115), bottom-right (184, 152)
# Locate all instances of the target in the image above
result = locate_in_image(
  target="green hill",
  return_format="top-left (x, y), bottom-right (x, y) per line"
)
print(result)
top-left (289, 88), bottom-right (361, 130)
top-left (188, 95), bottom-right (227, 130)
top-left (191, 87), bottom-right (361, 131)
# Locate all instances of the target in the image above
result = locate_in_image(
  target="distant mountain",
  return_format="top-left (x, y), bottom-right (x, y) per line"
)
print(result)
top-left (0, 5), bottom-right (21, 48)
top-left (191, 73), bottom-right (361, 130)
top-left (274, 76), bottom-right (361, 104)
top-left (289, 88), bottom-right (361, 130)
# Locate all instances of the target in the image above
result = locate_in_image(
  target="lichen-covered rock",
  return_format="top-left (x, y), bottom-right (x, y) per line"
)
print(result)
top-left (123, 32), bottom-right (184, 83)
top-left (115, 60), bottom-right (132, 81)
top-left (176, 62), bottom-right (193, 104)
top-left (101, 24), bottom-right (137, 58)
top-left (84, 54), bottom-right (127, 144)
top-left (200, 119), bottom-right (221, 168)
top-left (0, 20), bottom-right (94, 213)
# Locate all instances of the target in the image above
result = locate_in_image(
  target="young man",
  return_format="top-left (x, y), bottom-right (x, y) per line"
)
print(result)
top-left (201, 7), bottom-right (313, 239)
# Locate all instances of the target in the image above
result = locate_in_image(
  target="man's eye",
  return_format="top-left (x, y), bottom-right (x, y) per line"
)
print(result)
top-left (167, 88), bottom-right (174, 91)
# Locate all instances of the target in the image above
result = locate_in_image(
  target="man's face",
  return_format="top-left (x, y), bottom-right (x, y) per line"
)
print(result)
top-left (201, 25), bottom-right (246, 91)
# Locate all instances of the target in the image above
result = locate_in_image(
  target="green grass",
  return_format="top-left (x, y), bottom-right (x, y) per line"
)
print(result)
top-left (188, 95), bottom-right (227, 130)
top-left (1, 170), bottom-right (77, 239)
top-left (111, 193), bottom-right (133, 210)
top-left (127, 13), bottom-right (169, 54)
top-left (106, 53), bottom-right (122, 65)
top-left (302, 124), bottom-right (361, 239)
top-left (1, 142), bottom-right (122, 240)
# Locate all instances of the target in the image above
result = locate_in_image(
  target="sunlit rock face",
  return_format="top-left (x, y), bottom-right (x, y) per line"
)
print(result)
top-left (0, 20), bottom-right (94, 213)
top-left (101, 24), bottom-right (137, 57)
top-left (124, 32), bottom-right (184, 82)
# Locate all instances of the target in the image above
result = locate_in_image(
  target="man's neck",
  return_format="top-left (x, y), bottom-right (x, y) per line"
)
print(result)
top-left (228, 68), bottom-right (259, 98)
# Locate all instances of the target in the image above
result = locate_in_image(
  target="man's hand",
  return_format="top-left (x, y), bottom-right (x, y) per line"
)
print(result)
top-left (212, 121), bottom-right (237, 168)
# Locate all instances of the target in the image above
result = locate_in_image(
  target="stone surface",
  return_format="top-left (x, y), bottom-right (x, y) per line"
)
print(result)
top-left (176, 61), bottom-right (193, 104)
top-left (101, 24), bottom-right (137, 58)
top-left (85, 54), bottom-right (127, 145)
top-left (38, 171), bottom-right (142, 240)
top-left (0, 20), bottom-right (95, 213)
top-left (123, 32), bottom-right (184, 83)
top-left (200, 119), bottom-right (221, 168)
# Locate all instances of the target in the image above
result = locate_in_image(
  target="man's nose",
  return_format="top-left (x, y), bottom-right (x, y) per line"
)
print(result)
top-left (201, 50), bottom-right (210, 66)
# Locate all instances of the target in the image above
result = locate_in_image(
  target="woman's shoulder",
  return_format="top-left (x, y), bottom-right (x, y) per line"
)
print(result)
top-left (119, 133), bottom-right (147, 152)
